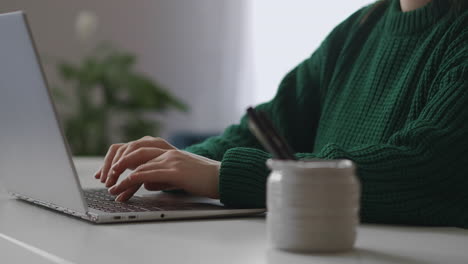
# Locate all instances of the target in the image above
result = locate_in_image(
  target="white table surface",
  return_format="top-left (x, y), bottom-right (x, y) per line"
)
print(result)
top-left (0, 157), bottom-right (467, 264)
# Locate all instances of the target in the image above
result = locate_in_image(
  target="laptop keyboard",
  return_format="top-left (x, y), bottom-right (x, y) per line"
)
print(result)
top-left (84, 189), bottom-right (162, 213)
top-left (84, 188), bottom-right (223, 213)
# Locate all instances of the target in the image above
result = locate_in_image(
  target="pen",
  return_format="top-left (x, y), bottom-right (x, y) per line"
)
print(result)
top-left (246, 107), bottom-right (297, 160)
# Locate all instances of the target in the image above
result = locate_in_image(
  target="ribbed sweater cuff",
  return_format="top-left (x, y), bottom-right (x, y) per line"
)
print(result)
top-left (219, 147), bottom-right (271, 208)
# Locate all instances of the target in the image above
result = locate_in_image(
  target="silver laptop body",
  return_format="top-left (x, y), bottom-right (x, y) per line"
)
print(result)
top-left (0, 11), bottom-right (265, 223)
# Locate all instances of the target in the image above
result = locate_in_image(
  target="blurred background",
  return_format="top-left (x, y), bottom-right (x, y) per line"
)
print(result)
top-left (0, 0), bottom-right (370, 156)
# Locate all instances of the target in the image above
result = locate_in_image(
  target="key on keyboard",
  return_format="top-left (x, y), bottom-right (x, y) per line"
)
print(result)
top-left (84, 189), bottom-right (162, 213)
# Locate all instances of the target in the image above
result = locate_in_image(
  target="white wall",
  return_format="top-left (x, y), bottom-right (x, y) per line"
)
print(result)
top-left (0, 0), bottom-right (372, 140)
top-left (238, 0), bottom-right (372, 114)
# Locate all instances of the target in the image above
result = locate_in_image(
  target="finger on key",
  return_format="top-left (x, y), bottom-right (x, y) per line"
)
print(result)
top-left (115, 184), bottom-right (142, 202)
top-left (108, 160), bottom-right (166, 188)
top-left (109, 169), bottom-right (175, 196)
top-left (111, 138), bottom-right (167, 171)
top-left (109, 147), bottom-right (166, 184)
top-left (106, 148), bottom-right (165, 188)
top-left (105, 146), bottom-right (145, 188)
top-left (100, 143), bottom-right (124, 183)
top-left (108, 160), bottom-right (166, 189)
top-left (104, 144), bottom-right (129, 185)
top-left (94, 168), bottom-right (102, 179)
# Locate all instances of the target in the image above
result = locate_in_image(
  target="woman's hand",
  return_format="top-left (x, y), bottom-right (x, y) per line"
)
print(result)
top-left (96, 136), bottom-right (220, 202)
top-left (95, 136), bottom-right (177, 186)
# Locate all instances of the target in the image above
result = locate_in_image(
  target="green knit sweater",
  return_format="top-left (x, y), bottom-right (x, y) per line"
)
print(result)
top-left (186, 0), bottom-right (468, 228)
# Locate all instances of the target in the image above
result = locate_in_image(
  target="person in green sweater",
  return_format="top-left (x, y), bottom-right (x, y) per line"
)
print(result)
top-left (95, 0), bottom-right (468, 228)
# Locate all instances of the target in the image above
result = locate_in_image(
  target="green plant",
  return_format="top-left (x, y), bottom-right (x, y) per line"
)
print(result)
top-left (53, 46), bottom-right (188, 156)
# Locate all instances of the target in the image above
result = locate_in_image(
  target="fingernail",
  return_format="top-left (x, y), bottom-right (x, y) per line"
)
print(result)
top-left (102, 170), bottom-right (112, 183)
top-left (108, 186), bottom-right (116, 194)
top-left (115, 194), bottom-right (124, 202)
top-left (106, 170), bottom-right (115, 185)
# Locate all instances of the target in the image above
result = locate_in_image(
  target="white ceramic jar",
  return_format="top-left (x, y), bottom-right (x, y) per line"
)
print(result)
top-left (266, 159), bottom-right (360, 252)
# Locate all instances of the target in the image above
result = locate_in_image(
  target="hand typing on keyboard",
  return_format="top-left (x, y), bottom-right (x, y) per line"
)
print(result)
top-left (94, 136), bottom-right (220, 202)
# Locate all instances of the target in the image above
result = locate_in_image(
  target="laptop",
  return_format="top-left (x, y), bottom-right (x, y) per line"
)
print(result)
top-left (0, 11), bottom-right (265, 223)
